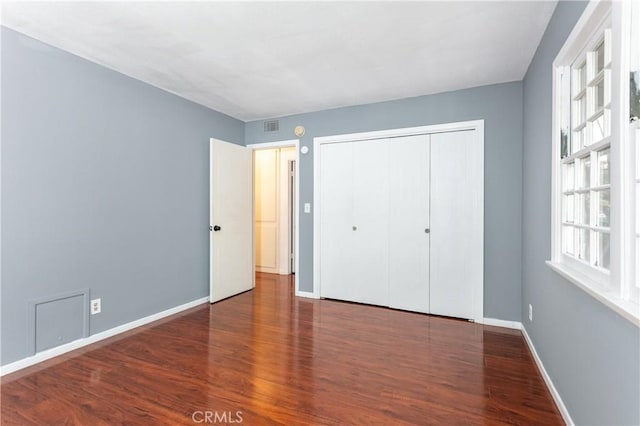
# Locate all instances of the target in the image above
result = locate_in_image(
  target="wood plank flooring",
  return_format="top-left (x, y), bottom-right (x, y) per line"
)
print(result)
top-left (2, 273), bottom-right (563, 425)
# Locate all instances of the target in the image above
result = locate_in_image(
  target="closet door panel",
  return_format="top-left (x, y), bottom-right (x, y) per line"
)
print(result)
top-left (319, 142), bottom-right (356, 300)
top-left (388, 134), bottom-right (430, 313)
top-left (351, 139), bottom-right (390, 306)
top-left (430, 130), bottom-right (483, 320)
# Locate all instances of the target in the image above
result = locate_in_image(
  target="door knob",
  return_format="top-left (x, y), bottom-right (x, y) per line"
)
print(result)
top-left (213, 225), bottom-right (222, 231)
top-left (424, 228), bottom-right (430, 233)
top-left (352, 226), bottom-right (357, 231)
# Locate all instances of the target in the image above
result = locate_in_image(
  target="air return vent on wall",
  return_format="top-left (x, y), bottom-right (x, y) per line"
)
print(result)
top-left (28, 289), bottom-right (90, 355)
top-left (264, 119), bottom-right (280, 133)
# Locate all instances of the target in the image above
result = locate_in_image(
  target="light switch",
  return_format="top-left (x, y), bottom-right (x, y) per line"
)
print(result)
top-left (304, 203), bottom-right (311, 213)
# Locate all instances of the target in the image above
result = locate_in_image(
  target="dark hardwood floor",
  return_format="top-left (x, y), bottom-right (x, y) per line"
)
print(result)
top-left (2, 273), bottom-right (563, 425)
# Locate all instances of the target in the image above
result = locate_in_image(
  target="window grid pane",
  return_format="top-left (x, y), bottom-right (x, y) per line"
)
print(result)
top-left (563, 162), bottom-right (575, 191)
top-left (597, 148), bottom-right (610, 185)
top-left (596, 41), bottom-right (605, 73)
top-left (579, 228), bottom-right (590, 261)
top-left (560, 67), bottom-right (572, 159)
top-left (597, 189), bottom-right (610, 228)
top-left (596, 78), bottom-right (605, 109)
top-left (564, 194), bottom-right (575, 223)
top-left (575, 62), bottom-right (586, 93)
top-left (575, 96), bottom-right (586, 129)
top-left (632, 71), bottom-right (640, 121)
top-left (563, 226), bottom-right (575, 256)
top-left (581, 192), bottom-right (591, 226)
top-left (591, 113), bottom-right (606, 143)
top-left (596, 231), bottom-right (610, 270)
top-left (574, 127), bottom-right (586, 152)
top-left (579, 156), bottom-right (591, 188)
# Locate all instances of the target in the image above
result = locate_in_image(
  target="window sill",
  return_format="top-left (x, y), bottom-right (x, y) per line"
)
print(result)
top-left (546, 261), bottom-right (640, 327)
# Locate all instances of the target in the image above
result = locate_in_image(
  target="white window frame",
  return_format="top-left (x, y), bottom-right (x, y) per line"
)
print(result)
top-left (549, 0), bottom-right (639, 326)
top-left (626, 0), bottom-right (640, 303)
top-left (630, 120), bottom-right (639, 302)
top-left (558, 18), bottom-right (612, 281)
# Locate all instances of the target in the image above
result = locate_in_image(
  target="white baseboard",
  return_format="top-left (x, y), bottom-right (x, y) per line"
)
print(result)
top-left (480, 318), bottom-right (572, 425)
top-left (480, 317), bottom-right (523, 329)
top-left (0, 296), bottom-right (210, 376)
top-left (521, 326), bottom-right (573, 426)
top-left (295, 290), bottom-right (318, 299)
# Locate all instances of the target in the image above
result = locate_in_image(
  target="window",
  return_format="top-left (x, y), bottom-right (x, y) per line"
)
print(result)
top-left (550, 0), bottom-right (639, 324)
top-left (557, 15), bottom-right (612, 281)
top-left (560, 34), bottom-right (612, 271)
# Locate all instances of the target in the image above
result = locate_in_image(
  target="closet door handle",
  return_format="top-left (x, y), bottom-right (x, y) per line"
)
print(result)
top-left (424, 228), bottom-right (430, 234)
top-left (352, 226), bottom-right (358, 231)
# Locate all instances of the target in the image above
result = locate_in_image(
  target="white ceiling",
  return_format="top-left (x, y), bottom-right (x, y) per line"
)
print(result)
top-left (2, 1), bottom-right (557, 122)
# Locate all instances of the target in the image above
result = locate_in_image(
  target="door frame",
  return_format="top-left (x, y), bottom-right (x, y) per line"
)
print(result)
top-left (247, 139), bottom-right (301, 296)
top-left (313, 120), bottom-right (484, 321)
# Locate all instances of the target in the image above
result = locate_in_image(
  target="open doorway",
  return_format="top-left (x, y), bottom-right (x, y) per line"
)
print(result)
top-left (249, 140), bottom-right (300, 293)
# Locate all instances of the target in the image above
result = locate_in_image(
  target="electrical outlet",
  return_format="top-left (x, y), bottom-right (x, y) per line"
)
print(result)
top-left (91, 298), bottom-right (102, 315)
top-left (304, 203), bottom-right (311, 213)
top-left (528, 304), bottom-right (533, 322)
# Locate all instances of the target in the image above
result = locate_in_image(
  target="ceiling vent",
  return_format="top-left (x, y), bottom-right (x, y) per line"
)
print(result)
top-left (264, 119), bottom-right (280, 133)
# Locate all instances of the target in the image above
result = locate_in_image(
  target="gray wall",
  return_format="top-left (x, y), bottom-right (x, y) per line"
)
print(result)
top-left (1, 27), bottom-right (244, 366)
top-left (522, 2), bottom-right (640, 425)
top-left (246, 82), bottom-right (524, 322)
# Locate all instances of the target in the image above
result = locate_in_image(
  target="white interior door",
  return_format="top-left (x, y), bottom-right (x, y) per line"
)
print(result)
top-left (429, 130), bottom-right (483, 320)
top-left (210, 138), bottom-right (253, 303)
top-left (388, 134), bottom-right (430, 313)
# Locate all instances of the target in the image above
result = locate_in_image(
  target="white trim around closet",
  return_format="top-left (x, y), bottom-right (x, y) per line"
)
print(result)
top-left (314, 120), bottom-right (484, 145)
top-left (312, 120), bottom-right (485, 319)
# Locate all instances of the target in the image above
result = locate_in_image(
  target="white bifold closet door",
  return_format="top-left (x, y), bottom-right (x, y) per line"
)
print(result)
top-left (388, 135), bottom-right (430, 313)
top-left (320, 139), bottom-right (389, 306)
top-left (429, 130), bottom-right (483, 320)
top-left (318, 128), bottom-right (481, 320)
top-left (320, 135), bottom-right (430, 311)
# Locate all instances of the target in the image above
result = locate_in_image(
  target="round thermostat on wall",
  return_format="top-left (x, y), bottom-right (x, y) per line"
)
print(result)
top-left (294, 125), bottom-right (306, 137)
top-left (300, 146), bottom-right (309, 155)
